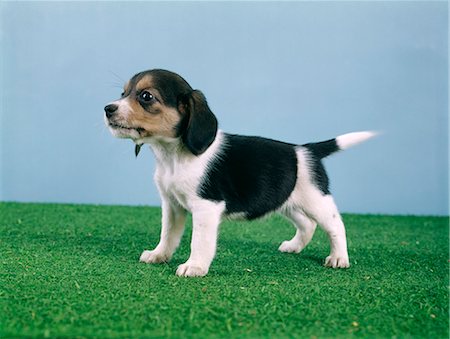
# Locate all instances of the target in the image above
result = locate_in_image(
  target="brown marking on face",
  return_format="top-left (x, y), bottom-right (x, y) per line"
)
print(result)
top-left (118, 73), bottom-right (184, 138)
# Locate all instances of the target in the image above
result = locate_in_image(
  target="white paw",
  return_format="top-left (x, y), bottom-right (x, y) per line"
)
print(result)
top-left (176, 262), bottom-right (208, 277)
top-left (325, 255), bottom-right (350, 268)
top-left (139, 249), bottom-right (170, 263)
top-left (278, 240), bottom-right (301, 253)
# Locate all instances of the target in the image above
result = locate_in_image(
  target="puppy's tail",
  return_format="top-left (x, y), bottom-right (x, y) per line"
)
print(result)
top-left (302, 131), bottom-right (377, 159)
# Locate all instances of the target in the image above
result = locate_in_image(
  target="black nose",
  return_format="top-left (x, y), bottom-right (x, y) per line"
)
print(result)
top-left (104, 104), bottom-right (118, 118)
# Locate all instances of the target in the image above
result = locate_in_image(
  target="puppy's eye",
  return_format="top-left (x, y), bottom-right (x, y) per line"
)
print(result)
top-left (121, 92), bottom-right (125, 97)
top-left (140, 91), bottom-right (154, 103)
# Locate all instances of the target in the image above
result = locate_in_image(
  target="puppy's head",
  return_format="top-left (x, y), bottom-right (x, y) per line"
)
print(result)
top-left (104, 69), bottom-right (218, 155)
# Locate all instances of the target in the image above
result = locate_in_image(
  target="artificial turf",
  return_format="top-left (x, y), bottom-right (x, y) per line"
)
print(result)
top-left (0, 202), bottom-right (448, 338)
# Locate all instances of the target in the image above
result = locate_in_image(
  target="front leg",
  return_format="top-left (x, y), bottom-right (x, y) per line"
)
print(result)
top-left (140, 199), bottom-right (187, 264)
top-left (176, 201), bottom-right (223, 277)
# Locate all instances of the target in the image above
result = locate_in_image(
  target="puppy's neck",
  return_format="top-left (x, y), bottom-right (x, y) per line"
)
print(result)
top-left (140, 131), bottom-right (223, 170)
top-left (136, 136), bottom-right (184, 164)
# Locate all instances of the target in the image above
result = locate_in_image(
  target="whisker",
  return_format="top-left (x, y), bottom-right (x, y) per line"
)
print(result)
top-left (109, 70), bottom-right (125, 84)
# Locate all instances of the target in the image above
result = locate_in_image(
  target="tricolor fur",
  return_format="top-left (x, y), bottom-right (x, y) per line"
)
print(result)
top-left (104, 69), bottom-right (376, 277)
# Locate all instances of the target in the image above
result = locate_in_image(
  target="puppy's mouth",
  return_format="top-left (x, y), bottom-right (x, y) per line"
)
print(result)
top-left (108, 122), bottom-right (145, 133)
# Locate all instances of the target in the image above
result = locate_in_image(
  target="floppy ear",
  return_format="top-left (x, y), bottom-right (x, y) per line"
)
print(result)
top-left (178, 90), bottom-right (218, 156)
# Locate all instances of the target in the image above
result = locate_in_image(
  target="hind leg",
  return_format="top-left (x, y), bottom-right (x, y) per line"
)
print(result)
top-left (279, 209), bottom-right (317, 254)
top-left (304, 194), bottom-right (350, 268)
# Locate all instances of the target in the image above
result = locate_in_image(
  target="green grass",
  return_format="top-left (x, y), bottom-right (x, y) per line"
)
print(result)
top-left (0, 202), bottom-right (448, 338)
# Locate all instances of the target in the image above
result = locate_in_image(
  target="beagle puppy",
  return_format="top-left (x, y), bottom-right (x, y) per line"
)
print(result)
top-left (104, 69), bottom-right (375, 277)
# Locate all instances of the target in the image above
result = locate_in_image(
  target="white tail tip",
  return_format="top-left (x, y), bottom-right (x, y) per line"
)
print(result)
top-left (336, 131), bottom-right (377, 150)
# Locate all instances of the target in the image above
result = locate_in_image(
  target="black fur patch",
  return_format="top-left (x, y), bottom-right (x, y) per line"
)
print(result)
top-left (302, 139), bottom-right (339, 159)
top-left (147, 69), bottom-right (192, 107)
top-left (306, 156), bottom-right (330, 195)
top-left (199, 134), bottom-right (298, 220)
top-left (302, 138), bottom-right (339, 195)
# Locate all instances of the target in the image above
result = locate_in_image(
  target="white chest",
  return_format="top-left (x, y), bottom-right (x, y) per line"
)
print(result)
top-left (155, 166), bottom-right (199, 210)
top-left (155, 155), bottom-right (205, 211)
top-left (148, 131), bottom-right (224, 212)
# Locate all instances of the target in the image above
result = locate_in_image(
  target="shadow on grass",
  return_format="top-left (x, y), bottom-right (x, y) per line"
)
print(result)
top-left (20, 226), bottom-right (329, 274)
top-left (16, 220), bottom-right (444, 279)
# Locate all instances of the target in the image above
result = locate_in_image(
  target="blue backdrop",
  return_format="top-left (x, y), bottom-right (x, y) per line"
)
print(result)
top-left (1, 1), bottom-right (448, 215)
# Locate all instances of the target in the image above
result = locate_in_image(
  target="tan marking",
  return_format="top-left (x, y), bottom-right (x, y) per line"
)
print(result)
top-left (116, 74), bottom-right (183, 138)
top-left (135, 74), bottom-right (152, 92)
